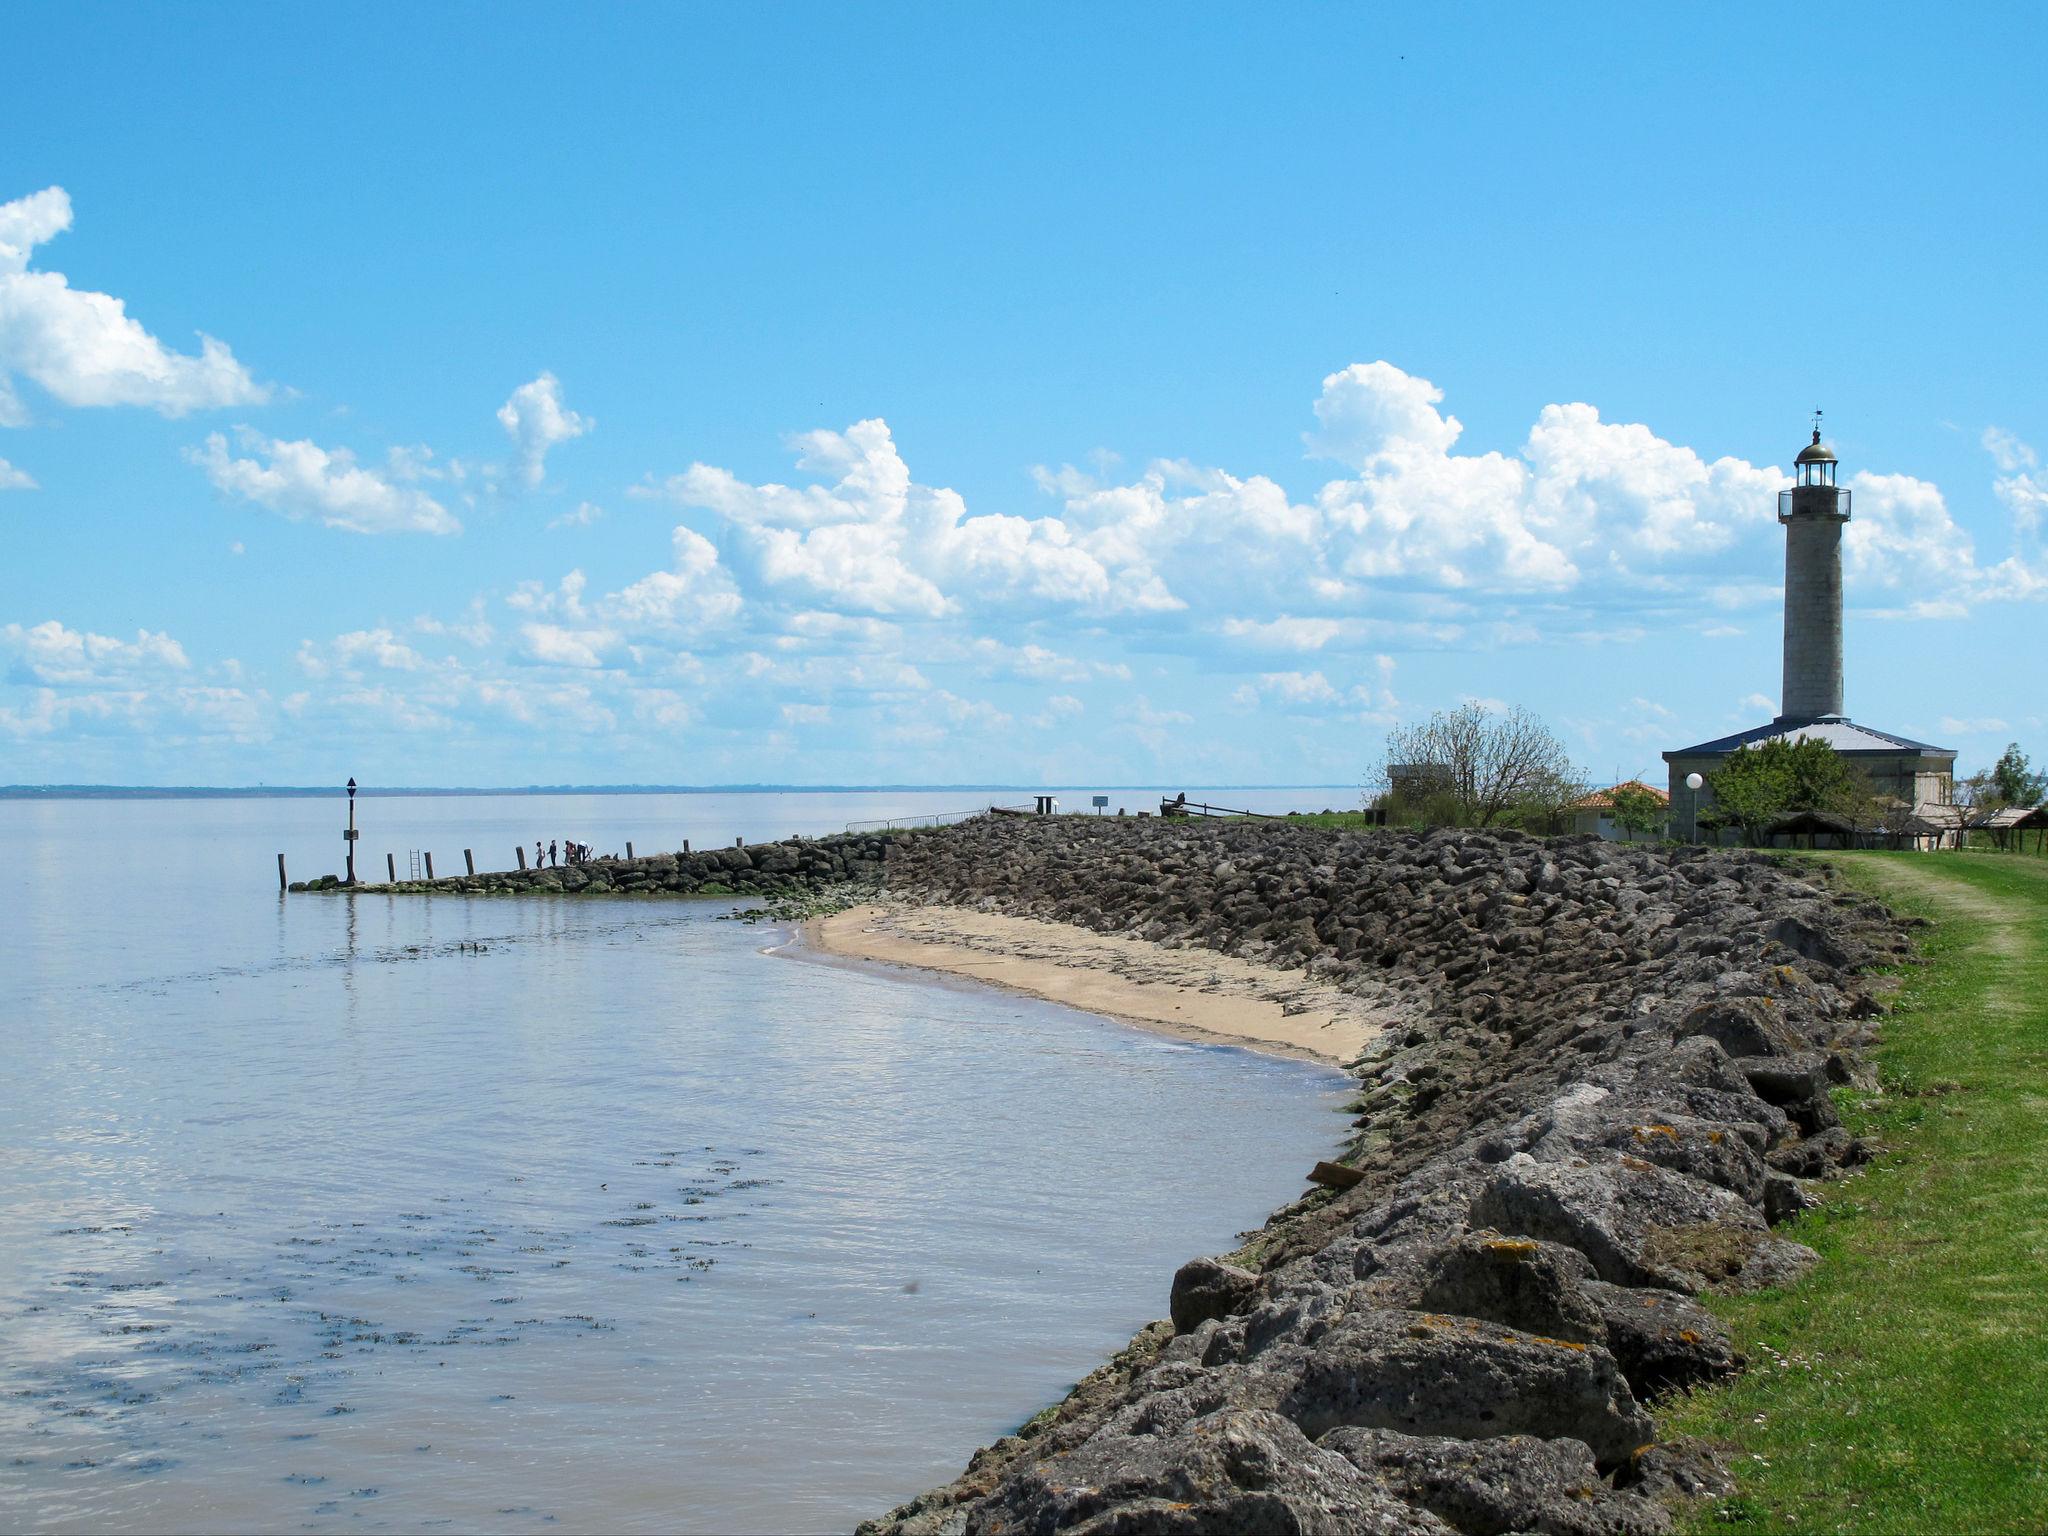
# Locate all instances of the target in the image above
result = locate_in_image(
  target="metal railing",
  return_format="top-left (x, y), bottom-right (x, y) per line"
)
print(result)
top-left (844, 807), bottom-right (994, 833)
top-left (1778, 487), bottom-right (1851, 519)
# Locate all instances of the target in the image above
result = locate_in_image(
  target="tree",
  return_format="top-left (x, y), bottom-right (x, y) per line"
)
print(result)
top-left (1376, 703), bottom-right (1579, 828)
top-left (1608, 782), bottom-right (1669, 842)
top-left (1503, 765), bottom-right (1592, 835)
top-left (1991, 742), bottom-right (2047, 808)
top-left (1707, 737), bottom-right (1862, 845)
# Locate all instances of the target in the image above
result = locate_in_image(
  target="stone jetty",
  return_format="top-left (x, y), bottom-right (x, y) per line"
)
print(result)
top-left (853, 816), bottom-right (1905, 1535)
top-left (290, 828), bottom-right (911, 898)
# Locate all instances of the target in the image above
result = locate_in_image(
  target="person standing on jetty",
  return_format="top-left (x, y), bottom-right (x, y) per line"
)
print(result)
top-left (548, 839), bottom-right (558, 867)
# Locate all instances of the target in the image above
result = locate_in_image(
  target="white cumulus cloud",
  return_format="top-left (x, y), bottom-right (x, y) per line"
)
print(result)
top-left (0, 186), bottom-right (267, 422)
top-left (606, 527), bottom-right (743, 632)
top-left (1, 618), bottom-right (188, 685)
top-left (189, 428), bottom-right (460, 536)
top-left (497, 372), bottom-right (591, 487)
top-left (0, 455), bottom-right (34, 490)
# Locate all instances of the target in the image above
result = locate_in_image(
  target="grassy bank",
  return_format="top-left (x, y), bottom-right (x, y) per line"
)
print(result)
top-left (1662, 851), bottom-right (2048, 1532)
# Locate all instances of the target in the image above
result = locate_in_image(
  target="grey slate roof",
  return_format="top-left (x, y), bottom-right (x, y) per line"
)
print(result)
top-left (1663, 716), bottom-right (1955, 760)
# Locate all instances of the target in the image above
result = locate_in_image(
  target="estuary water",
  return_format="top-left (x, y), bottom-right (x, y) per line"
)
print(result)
top-left (0, 789), bottom-right (1354, 1534)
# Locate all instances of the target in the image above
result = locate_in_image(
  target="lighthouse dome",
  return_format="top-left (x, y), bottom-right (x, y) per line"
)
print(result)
top-left (1795, 436), bottom-right (1837, 465)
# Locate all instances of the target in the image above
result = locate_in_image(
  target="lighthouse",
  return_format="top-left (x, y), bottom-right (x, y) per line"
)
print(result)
top-left (1778, 416), bottom-right (1849, 722)
top-left (1662, 415), bottom-right (1956, 835)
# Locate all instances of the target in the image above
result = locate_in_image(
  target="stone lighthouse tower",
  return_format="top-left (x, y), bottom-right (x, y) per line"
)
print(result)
top-left (1778, 416), bottom-right (1849, 722)
top-left (1664, 414), bottom-right (1958, 828)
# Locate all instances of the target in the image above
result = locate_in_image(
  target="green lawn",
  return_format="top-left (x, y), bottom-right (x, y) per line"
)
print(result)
top-left (1662, 851), bottom-right (2048, 1532)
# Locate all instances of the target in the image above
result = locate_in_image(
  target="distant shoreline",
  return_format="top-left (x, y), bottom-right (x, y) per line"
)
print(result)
top-left (0, 782), bottom-right (1356, 802)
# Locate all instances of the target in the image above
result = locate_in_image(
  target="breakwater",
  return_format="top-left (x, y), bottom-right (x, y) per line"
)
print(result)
top-left (289, 827), bottom-right (911, 898)
top-left (858, 816), bottom-right (1906, 1534)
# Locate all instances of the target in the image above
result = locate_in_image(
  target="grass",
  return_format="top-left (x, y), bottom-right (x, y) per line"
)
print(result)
top-left (1661, 850), bottom-right (2048, 1532)
top-left (1260, 809), bottom-right (1382, 830)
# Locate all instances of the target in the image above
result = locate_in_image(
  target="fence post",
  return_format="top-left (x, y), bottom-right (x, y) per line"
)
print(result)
top-left (735, 836), bottom-right (744, 848)
top-left (517, 846), bottom-right (527, 870)
top-left (278, 853), bottom-right (288, 892)
top-left (682, 838), bottom-right (690, 853)
top-left (424, 852), bottom-right (435, 880)
top-left (626, 841), bottom-right (634, 860)
top-left (465, 849), bottom-right (475, 876)
top-left (387, 852), bottom-right (396, 883)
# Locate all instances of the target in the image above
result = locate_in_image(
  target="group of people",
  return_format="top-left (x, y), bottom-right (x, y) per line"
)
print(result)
top-left (533, 838), bottom-right (598, 868)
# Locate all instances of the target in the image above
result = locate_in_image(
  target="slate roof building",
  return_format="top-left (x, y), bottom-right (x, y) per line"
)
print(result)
top-left (1663, 419), bottom-right (1957, 835)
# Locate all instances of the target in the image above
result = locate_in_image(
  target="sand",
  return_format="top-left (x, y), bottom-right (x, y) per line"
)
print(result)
top-left (802, 902), bottom-right (1395, 1066)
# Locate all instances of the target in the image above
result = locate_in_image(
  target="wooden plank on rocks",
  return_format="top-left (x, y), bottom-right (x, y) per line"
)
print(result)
top-left (1308, 1160), bottom-right (1364, 1190)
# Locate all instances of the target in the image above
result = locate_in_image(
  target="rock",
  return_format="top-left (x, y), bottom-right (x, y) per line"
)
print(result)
top-left (1414, 1234), bottom-right (1607, 1346)
top-left (1248, 1306), bottom-right (1653, 1470)
top-left (1592, 1116), bottom-right (1767, 1205)
top-left (965, 1406), bottom-right (1445, 1536)
top-left (1171, 1258), bottom-right (1260, 1335)
top-left (1674, 998), bottom-right (1804, 1059)
top-left (1767, 914), bottom-right (1855, 970)
top-left (1762, 1172), bottom-right (1817, 1226)
top-left (1581, 1282), bottom-right (1740, 1398)
top-left (1468, 1155), bottom-right (1762, 1294)
top-left (1626, 1438), bottom-right (1737, 1504)
top-left (1735, 1055), bottom-right (1840, 1134)
top-left (1320, 1426), bottom-right (1673, 1536)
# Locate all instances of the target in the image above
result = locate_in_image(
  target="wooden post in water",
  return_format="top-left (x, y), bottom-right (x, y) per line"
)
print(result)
top-left (682, 838), bottom-right (691, 853)
top-left (516, 846), bottom-right (527, 870)
top-left (626, 841), bottom-right (634, 860)
top-left (424, 852), bottom-right (435, 880)
top-left (387, 852), bottom-right (396, 883)
top-left (735, 836), bottom-right (744, 848)
top-left (464, 849), bottom-right (475, 876)
top-left (278, 853), bottom-right (288, 892)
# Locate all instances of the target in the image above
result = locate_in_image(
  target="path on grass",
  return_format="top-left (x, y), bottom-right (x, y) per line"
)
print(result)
top-left (1668, 850), bottom-right (2048, 1536)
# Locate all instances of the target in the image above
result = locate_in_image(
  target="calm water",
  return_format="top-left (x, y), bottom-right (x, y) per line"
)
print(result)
top-left (0, 791), bottom-right (1352, 1534)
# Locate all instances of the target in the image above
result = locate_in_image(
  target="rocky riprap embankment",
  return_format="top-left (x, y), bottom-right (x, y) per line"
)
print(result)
top-left (295, 828), bottom-right (910, 898)
top-left (862, 816), bottom-right (1911, 1536)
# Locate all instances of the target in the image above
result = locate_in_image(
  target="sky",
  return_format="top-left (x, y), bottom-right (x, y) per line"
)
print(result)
top-left (2, 4), bottom-right (2043, 789)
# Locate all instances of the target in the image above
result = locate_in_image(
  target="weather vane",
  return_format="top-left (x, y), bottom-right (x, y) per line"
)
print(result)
top-left (1812, 406), bottom-right (1824, 443)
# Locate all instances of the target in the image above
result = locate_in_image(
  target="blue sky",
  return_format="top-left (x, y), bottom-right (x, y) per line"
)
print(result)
top-left (3, 4), bottom-right (2042, 788)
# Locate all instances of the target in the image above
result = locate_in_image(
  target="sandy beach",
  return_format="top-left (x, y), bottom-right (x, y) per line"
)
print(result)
top-left (804, 901), bottom-right (1395, 1066)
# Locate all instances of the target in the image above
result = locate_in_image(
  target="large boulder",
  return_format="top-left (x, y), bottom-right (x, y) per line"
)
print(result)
top-left (1243, 1306), bottom-right (1653, 1471)
top-left (1467, 1153), bottom-right (1809, 1295)
top-left (1414, 1234), bottom-right (1608, 1346)
top-left (965, 1406), bottom-right (1444, 1536)
top-left (1171, 1258), bottom-right (1260, 1335)
top-left (1319, 1427), bottom-right (1673, 1536)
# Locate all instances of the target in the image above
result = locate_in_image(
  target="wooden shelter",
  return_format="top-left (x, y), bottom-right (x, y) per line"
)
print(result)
top-left (1971, 804), bottom-right (2048, 854)
top-left (1765, 808), bottom-right (1860, 849)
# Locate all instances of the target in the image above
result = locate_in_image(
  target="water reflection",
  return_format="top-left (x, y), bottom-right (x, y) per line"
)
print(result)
top-left (0, 796), bottom-right (1352, 1533)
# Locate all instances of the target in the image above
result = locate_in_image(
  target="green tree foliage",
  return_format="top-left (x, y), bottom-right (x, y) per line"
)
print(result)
top-left (1707, 737), bottom-right (1865, 844)
top-left (1607, 782), bottom-right (1668, 842)
top-left (1991, 742), bottom-right (2047, 807)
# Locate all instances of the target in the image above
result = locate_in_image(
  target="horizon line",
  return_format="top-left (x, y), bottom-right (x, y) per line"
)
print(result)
top-left (0, 782), bottom-right (1364, 802)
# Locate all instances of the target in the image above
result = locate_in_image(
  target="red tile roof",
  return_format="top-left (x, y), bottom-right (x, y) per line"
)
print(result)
top-left (1567, 779), bottom-right (1670, 812)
